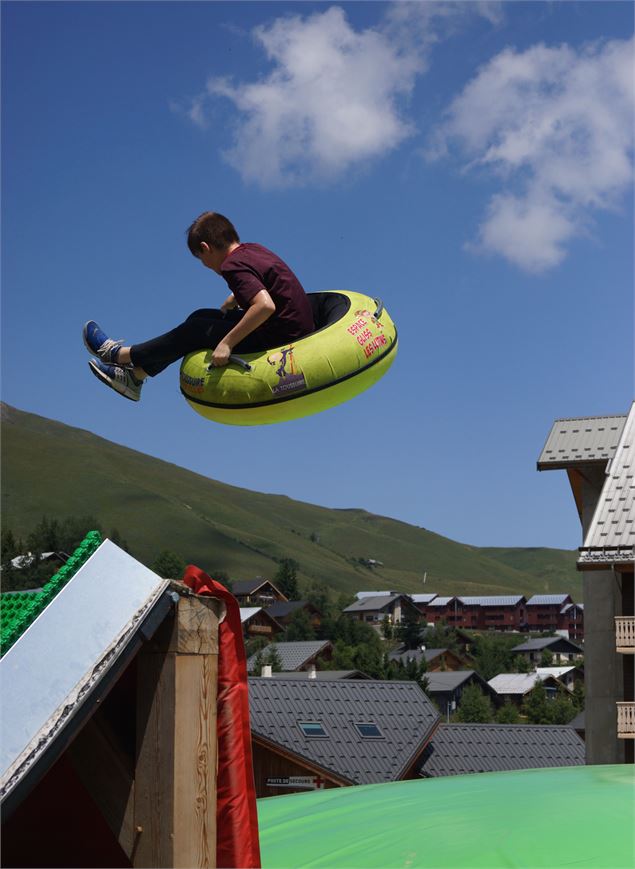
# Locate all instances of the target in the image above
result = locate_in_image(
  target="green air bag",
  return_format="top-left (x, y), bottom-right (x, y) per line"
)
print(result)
top-left (258, 765), bottom-right (635, 868)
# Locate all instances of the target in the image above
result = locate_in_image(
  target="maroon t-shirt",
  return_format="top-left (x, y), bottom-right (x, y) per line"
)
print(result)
top-left (220, 243), bottom-right (314, 347)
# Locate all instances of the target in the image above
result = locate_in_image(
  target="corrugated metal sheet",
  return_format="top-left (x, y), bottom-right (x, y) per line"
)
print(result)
top-left (419, 723), bottom-right (584, 777)
top-left (0, 540), bottom-right (169, 799)
top-left (248, 677), bottom-right (439, 785)
top-left (579, 402), bottom-right (635, 566)
top-left (537, 414), bottom-right (626, 470)
top-left (246, 640), bottom-right (331, 672)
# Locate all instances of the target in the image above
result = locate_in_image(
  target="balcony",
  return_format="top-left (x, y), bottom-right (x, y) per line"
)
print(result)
top-left (615, 617), bottom-right (635, 653)
top-left (617, 702), bottom-right (635, 739)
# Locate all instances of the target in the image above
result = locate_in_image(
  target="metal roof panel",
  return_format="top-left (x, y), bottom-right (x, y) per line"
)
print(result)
top-left (579, 402), bottom-right (635, 566)
top-left (249, 677), bottom-right (439, 785)
top-left (419, 723), bottom-right (584, 777)
top-left (0, 540), bottom-right (169, 799)
top-left (537, 414), bottom-right (626, 470)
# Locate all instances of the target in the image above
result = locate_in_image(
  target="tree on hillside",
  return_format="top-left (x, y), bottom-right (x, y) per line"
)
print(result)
top-left (284, 608), bottom-right (316, 642)
top-left (381, 615), bottom-right (394, 640)
top-left (397, 609), bottom-right (422, 650)
top-left (470, 632), bottom-right (528, 681)
top-left (522, 680), bottom-right (551, 724)
top-left (540, 649), bottom-right (555, 667)
top-left (454, 683), bottom-right (494, 723)
top-left (306, 582), bottom-right (332, 618)
top-left (151, 550), bottom-right (186, 579)
top-left (422, 621), bottom-right (461, 655)
top-left (274, 558), bottom-right (300, 599)
top-left (496, 700), bottom-right (521, 724)
top-left (251, 643), bottom-right (283, 675)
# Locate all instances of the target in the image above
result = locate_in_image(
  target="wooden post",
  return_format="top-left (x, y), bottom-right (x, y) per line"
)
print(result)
top-left (134, 589), bottom-right (222, 868)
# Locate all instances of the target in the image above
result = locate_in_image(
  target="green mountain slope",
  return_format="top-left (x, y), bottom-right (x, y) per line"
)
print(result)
top-left (0, 403), bottom-right (581, 598)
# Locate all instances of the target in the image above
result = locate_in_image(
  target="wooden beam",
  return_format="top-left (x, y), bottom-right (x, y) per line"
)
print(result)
top-left (133, 592), bottom-right (221, 869)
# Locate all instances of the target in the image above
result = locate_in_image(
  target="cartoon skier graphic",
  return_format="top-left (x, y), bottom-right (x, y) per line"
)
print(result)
top-left (267, 346), bottom-right (307, 396)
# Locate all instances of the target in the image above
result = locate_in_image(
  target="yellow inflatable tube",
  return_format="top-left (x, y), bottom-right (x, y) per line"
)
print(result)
top-left (179, 290), bottom-right (398, 426)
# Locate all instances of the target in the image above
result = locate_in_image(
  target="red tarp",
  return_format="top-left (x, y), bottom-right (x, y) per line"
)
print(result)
top-left (183, 566), bottom-right (261, 869)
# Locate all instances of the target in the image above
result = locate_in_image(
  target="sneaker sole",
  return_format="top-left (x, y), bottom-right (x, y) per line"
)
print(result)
top-left (88, 360), bottom-right (141, 402)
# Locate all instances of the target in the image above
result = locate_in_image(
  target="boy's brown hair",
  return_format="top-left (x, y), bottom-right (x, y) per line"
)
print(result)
top-left (187, 212), bottom-right (240, 256)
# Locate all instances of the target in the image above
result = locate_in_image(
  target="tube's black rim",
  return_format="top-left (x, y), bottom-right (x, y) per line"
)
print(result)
top-left (181, 331), bottom-right (398, 410)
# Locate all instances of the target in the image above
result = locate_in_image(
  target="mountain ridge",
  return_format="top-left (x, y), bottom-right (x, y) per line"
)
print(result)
top-left (0, 403), bottom-right (581, 598)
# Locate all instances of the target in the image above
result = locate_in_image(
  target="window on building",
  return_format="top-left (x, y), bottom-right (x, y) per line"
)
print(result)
top-left (298, 722), bottom-right (328, 738)
top-left (354, 723), bottom-right (383, 738)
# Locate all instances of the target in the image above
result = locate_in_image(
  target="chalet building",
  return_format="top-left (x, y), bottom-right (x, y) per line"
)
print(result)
top-left (239, 606), bottom-right (284, 640)
top-left (1, 534), bottom-right (228, 869)
top-left (342, 593), bottom-right (420, 627)
top-left (525, 594), bottom-right (574, 632)
top-left (487, 673), bottom-right (568, 707)
top-left (246, 639), bottom-right (333, 674)
top-left (421, 596), bottom-right (526, 631)
top-left (425, 670), bottom-right (497, 716)
top-left (418, 723), bottom-right (584, 778)
top-left (409, 593), bottom-right (438, 614)
top-left (388, 646), bottom-right (471, 672)
top-left (538, 405), bottom-right (635, 763)
top-left (511, 636), bottom-right (584, 665)
top-left (559, 602), bottom-right (585, 641)
top-left (266, 600), bottom-right (322, 629)
top-left (424, 596), bottom-right (456, 624)
top-left (231, 577), bottom-right (287, 607)
top-left (536, 666), bottom-right (585, 690)
top-left (248, 676), bottom-right (440, 797)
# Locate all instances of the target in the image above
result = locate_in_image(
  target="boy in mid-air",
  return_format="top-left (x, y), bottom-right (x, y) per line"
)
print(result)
top-left (84, 212), bottom-right (315, 401)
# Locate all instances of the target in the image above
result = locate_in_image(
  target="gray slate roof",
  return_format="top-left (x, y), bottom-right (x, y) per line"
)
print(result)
top-left (579, 402), bottom-right (635, 567)
top-left (343, 594), bottom-right (405, 613)
top-left (537, 414), bottom-right (627, 470)
top-left (425, 670), bottom-right (491, 694)
top-left (512, 637), bottom-right (583, 653)
top-left (232, 577), bottom-right (280, 595)
top-left (427, 596), bottom-right (454, 607)
top-left (410, 594), bottom-right (438, 605)
top-left (248, 677), bottom-right (440, 785)
top-left (266, 600), bottom-right (313, 618)
top-left (247, 640), bottom-right (331, 672)
top-left (458, 596), bottom-right (525, 606)
top-left (419, 724), bottom-right (585, 778)
top-left (526, 594), bottom-right (572, 606)
top-left (267, 670), bottom-right (371, 681)
top-left (388, 648), bottom-right (454, 665)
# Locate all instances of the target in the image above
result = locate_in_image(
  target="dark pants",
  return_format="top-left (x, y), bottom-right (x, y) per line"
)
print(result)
top-left (129, 309), bottom-right (271, 377)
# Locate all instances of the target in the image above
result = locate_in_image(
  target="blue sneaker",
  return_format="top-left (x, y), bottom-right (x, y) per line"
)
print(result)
top-left (88, 359), bottom-right (143, 402)
top-left (83, 321), bottom-right (123, 363)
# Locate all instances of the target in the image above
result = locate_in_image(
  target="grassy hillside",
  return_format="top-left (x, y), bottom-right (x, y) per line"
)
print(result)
top-left (0, 403), bottom-right (582, 598)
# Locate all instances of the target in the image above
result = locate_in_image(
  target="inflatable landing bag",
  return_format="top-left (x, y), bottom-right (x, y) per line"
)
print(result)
top-left (179, 290), bottom-right (398, 425)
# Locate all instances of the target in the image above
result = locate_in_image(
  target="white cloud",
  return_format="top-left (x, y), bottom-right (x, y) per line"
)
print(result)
top-left (431, 37), bottom-right (635, 272)
top-left (207, 7), bottom-right (422, 187)
top-left (183, 3), bottom-right (502, 188)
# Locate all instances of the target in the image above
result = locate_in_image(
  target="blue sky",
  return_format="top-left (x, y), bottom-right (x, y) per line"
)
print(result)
top-left (2, 1), bottom-right (633, 550)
